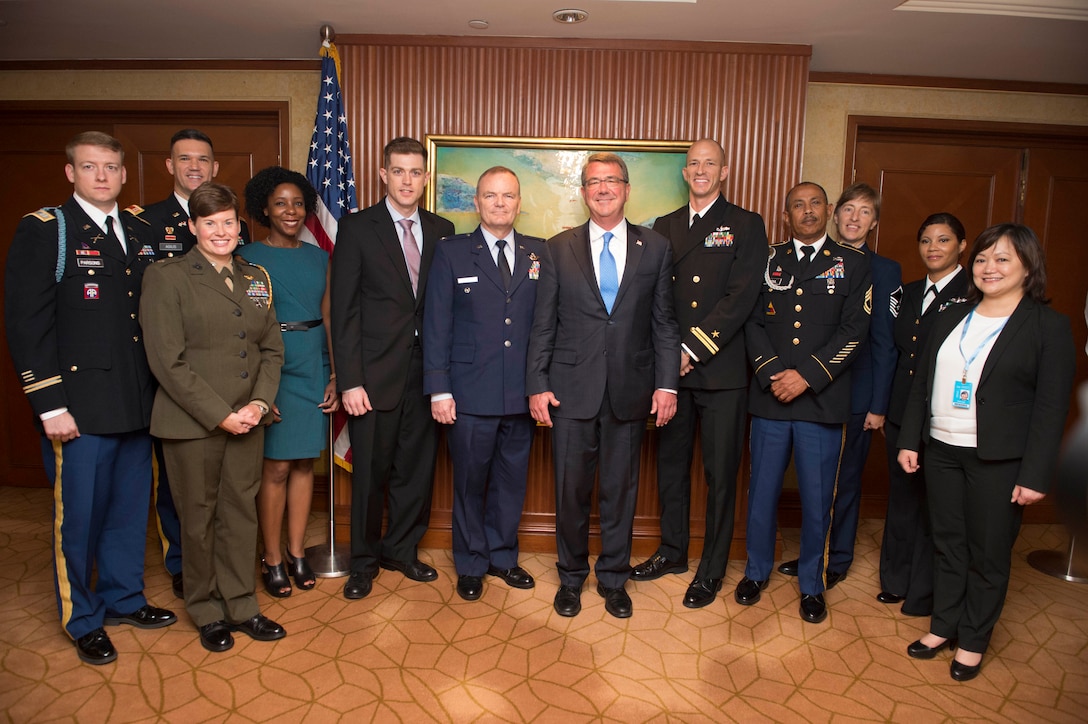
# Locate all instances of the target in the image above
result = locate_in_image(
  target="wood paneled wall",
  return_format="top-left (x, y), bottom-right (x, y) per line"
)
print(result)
top-left (331, 35), bottom-right (810, 554)
top-left (337, 35), bottom-right (810, 242)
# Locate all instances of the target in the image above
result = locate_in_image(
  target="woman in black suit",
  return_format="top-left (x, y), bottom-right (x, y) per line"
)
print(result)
top-left (897, 223), bottom-right (1076, 681)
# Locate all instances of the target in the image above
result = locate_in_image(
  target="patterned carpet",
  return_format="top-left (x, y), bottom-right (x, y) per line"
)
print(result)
top-left (1, 484), bottom-right (1086, 722)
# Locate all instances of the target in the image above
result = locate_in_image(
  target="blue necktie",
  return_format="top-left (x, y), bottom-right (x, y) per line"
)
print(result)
top-left (599, 231), bottom-right (618, 314)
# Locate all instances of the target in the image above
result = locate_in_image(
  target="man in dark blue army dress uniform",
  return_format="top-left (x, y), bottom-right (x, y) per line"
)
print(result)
top-left (4, 131), bottom-right (177, 665)
top-left (736, 182), bottom-right (872, 624)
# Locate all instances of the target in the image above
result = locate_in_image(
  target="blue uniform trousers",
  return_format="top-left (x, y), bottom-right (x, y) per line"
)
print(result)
top-left (152, 437), bottom-right (183, 577)
top-left (746, 417), bottom-right (843, 594)
top-left (42, 431), bottom-right (152, 639)
top-left (827, 410), bottom-right (869, 574)
top-left (447, 412), bottom-right (533, 576)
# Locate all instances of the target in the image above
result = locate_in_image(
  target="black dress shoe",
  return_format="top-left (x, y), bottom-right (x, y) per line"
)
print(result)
top-left (682, 578), bottom-right (723, 609)
top-left (381, 558), bottom-right (438, 582)
top-left (950, 658), bottom-right (982, 682)
top-left (778, 559), bottom-right (799, 576)
top-left (734, 577), bottom-right (768, 605)
top-left (900, 604), bottom-right (932, 617)
top-left (597, 583), bottom-right (632, 619)
top-left (74, 628), bottom-right (117, 665)
top-left (630, 553), bottom-right (687, 581)
top-left (456, 575), bottom-right (483, 601)
top-left (343, 571), bottom-right (373, 600)
top-left (907, 637), bottom-right (954, 659)
top-left (487, 565), bottom-right (535, 589)
top-left (104, 604), bottom-right (178, 629)
top-left (553, 585), bottom-right (582, 617)
top-left (800, 593), bottom-right (827, 623)
top-left (876, 591), bottom-right (904, 604)
top-left (231, 614), bottom-right (286, 642)
top-left (825, 569), bottom-right (846, 590)
top-left (172, 572), bottom-right (184, 599)
top-left (199, 621), bottom-right (234, 653)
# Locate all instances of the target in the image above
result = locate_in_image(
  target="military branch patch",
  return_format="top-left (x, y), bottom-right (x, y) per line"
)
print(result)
top-left (864, 286), bottom-right (873, 315)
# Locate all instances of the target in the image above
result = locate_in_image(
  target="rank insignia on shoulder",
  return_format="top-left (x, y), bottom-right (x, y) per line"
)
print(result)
top-left (125, 204), bottom-right (145, 215)
top-left (27, 208), bottom-right (56, 222)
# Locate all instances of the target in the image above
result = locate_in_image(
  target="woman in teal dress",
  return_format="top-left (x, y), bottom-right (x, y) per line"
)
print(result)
top-left (241, 167), bottom-right (338, 596)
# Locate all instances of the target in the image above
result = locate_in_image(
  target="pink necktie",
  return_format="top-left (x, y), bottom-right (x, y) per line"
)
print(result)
top-left (398, 218), bottom-right (420, 295)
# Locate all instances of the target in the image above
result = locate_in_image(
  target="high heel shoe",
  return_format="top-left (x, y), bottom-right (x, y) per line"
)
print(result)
top-left (950, 655), bottom-right (982, 681)
top-left (907, 637), bottom-right (956, 659)
top-left (284, 550), bottom-right (316, 591)
top-left (261, 556), bottom-right (292, 598)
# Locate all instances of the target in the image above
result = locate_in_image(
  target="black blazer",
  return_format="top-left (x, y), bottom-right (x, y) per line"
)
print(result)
top-left (898, 297), bottom-right (1076, 494)
top-left (887, 268), bottom-right (969, 427)
top-left (652, 194), bottom-right (767, 391)
top-left (142, 195), bottom-right (250, 258)
top-left (330, 199), bottom-right (454, 410)
top-left (525, 221), bottom-right (680, 421)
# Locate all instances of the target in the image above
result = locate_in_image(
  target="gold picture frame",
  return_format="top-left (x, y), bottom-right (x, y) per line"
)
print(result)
top-left (425, 135), bottom-right (690, 238)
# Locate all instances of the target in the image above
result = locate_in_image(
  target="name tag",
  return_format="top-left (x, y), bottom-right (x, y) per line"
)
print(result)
top-left (159, 242), bottom-right (183, 252)
top-left (76, 258), bottom-right (104, 268)
top-left (457, 276), bottom-right (478, 284)
top-left (953, 380), bottom-right (973, 409)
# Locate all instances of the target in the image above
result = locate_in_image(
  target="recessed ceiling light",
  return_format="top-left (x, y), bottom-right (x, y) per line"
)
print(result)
top-left (553, 9), bottom-right (589, 24)
top-left (468, 19), bottom-right (489, 30)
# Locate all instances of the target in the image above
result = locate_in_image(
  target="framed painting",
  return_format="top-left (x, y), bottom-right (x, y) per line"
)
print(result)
top-left (425, 135), bottom-right (690, 238)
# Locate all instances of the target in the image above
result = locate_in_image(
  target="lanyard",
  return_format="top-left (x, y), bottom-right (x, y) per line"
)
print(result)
top-left (957, 309), bottom-right (1006, 383)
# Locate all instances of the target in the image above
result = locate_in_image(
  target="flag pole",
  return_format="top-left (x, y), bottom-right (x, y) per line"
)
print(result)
top-left (304, 23), bottom-right (352, 577)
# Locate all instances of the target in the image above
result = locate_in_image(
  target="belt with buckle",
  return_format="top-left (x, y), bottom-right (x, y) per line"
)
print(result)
top-left (280, 319), bottom-right (322, 332)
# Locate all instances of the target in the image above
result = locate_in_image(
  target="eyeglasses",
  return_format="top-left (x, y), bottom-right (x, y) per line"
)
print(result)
top-left (583, 176), bottom-right (627, 189)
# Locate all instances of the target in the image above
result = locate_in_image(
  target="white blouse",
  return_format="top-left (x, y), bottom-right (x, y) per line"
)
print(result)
top-left (930, 310), bottom-right (1009, 448)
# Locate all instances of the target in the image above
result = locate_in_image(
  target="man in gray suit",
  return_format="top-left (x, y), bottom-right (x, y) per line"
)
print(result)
top-left (527, 152), bottom-right (681, 619)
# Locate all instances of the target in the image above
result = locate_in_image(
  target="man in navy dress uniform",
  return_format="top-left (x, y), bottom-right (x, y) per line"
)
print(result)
top-left (630, 139), bottom-right (767, 609)
top-left (736, 182), bottom-right (872, 624)
top-left (5, 132), bottom-right (177, 665)
top-left (777, 182), bottom-right (900, 587)
top-left (423, 167), bottom-right (546, 601)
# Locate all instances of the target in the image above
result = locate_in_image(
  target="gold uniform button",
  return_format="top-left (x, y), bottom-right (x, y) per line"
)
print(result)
top-left (794, 321), bottom-right (801, 329)
top-left (505, 318), bottom-right (512, 325)
top-left (128, 291), bottom-right (134, 297)
top-left (792, 338), bottom-right (800, 345)
top-left (912, 335), bottom-right (917, 342)
top-left (70, 365), bottom-right (78, 372)
top-left (168, 252), bottom-right (175, 258)
top-left (795, 288), bottom-right (803, 296)
top-left (795, 304), bottom-right (802, 312)
top-left (88, 270), bottom-right (95, 276)
top-left (909, 370), bottom-right (914, 376)
top-left (504, 340), bottom-right (512, 348)
top-left (915, 319), bottom-right (920, 325)
top-left (130, 313), bottom-right (136, 319)
top-left (125, 269), bottom-right (132, 276)
top-left (693, 276), bottom-right (700, 283)
top-left (691, 301), bottom-right (698, 308)
top-left (671, 275), bottom-right (676, 282)
top-left (133, 336), bottom-right (139, 342)
top-left (910, 353), bottom-right (915, 358)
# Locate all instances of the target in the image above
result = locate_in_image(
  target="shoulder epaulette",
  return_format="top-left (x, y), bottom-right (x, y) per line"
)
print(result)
top-left (123, 205), bottom-right (151, 225)
top-left (770, 239), bottom-right (790, 247)
top-left (25, 208), bottom-right (56, 222)
top-left (835, 240), bottom-right (866, 255)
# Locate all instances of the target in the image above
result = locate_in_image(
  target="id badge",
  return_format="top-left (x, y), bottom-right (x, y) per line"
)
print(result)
top-left (952, 380), bottom-right (973, 409)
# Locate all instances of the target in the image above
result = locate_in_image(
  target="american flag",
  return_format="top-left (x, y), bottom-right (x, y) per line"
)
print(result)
top-left (300, 39), bottom-right (357, 469)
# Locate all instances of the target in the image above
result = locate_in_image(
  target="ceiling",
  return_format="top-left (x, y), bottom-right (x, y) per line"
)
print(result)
top-left (1, 0), bottom-right (1086, 85)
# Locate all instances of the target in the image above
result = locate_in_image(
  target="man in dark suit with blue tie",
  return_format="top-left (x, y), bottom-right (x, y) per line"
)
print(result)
top-left (331, 137), bottom-right (455, 600)
top-left (777, 182), bottom-right (901, 587)
top-left (527, 152), bottom-right (681, 619)
top-left (423, 167), bottom-right (546, 601)
top-left (737, 182), bottom-right (871, 624)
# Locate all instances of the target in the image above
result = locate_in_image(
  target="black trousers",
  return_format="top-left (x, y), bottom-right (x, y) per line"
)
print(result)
top-left (347, 348), bottom-right (437, 574)
top-left (654, 386), bottom-right (746, 579)
top-left (925, 438), bottom-right (1024, 653)
top-left (879, 421), bottom-right (934, 615)
top-left (551, 390), bottom-right (645, 590)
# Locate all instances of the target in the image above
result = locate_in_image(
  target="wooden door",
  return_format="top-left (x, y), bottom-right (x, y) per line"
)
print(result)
top-left (0, 106), bottom-right (285, 487)
top-left (846, 120), bottom-right (1088, 522)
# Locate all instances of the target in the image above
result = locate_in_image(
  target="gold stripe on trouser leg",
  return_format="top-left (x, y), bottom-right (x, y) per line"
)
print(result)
top-left (51, 439), bottom-right (75, 638)
top-left (823, 424), bottom-right (847, 589)
top-left (151, 447), bottom-right (171, 559)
